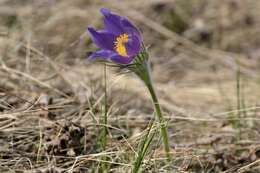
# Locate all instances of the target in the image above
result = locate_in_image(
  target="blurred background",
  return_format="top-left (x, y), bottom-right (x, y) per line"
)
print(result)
top-left (0, 0), bottom-right (260, 172)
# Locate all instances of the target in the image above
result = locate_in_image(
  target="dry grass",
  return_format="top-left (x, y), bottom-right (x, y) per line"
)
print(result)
top-left (0, 0), bottom-right (260, 172)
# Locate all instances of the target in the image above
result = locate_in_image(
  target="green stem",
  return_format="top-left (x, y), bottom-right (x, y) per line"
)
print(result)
top-left (132, 120), bottom-right (156, 173)
top-left (130, 47), bottom-right (171, 163)
top-left (100, 63), bottom-right (108, 173)
top-left (103, 64), bottom-right (108, 142)
top-left (236, 59), bottom-right (241, 139)
top-left (146, 80), bottom-right (171, 161)
top-left (142, 62), bottom-right (171, 161)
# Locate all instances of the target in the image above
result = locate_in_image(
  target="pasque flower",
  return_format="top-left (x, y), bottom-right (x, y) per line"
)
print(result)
top-left (88, 8), bottom-right (142, 64)
top-left (87, 8), bottom-right (172, 168)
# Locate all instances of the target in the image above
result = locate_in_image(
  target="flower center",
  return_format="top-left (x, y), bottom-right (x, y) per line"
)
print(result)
top-left (114, 33), bottom-right (129, 57)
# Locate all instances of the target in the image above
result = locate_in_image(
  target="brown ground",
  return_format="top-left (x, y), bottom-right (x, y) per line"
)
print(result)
top-left (0, 0), bottom-right (260, 172)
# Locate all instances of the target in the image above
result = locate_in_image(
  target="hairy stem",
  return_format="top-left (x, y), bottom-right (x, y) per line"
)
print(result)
top-left (130, 47), bottom-right (172, 168)
top-left (100, 63), bottom-right (108, 172)
top-left (144, 63), bottom-right (171, 161)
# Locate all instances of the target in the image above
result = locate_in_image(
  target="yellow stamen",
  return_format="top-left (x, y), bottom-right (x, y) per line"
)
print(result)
top-left (114, 33), bottom-right (129, 57)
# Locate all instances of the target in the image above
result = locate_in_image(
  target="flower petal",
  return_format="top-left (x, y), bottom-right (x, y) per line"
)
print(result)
top-left (100, 8), bottom-right (142, 42)
top-left (88, 27), bottom-right (116, 50)
top-left (88, 50), bottom-right (115, 60)
top-left (125, 34), bottom-right (141, 57)
top-left (89, 50), bottom-right (134, 65)
top-left (121, 17), bottom-right (141, 40)
top-left (100, 8), bottom-right (124, 35)
top-left (110, 54), bottom-right (134, 64)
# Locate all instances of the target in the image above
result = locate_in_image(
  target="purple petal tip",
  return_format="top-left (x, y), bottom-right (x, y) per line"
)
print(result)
top-left (87, 27), bottom-right (95, 32)
top-left (100, 8), bottom-right (110, 16)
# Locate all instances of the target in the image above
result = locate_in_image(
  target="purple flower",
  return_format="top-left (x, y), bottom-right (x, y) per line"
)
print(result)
top-left (87, 8), bottom-right (142, 64)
